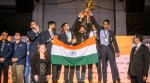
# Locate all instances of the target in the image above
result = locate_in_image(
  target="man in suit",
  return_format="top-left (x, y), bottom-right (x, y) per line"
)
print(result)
top-left (27, 20), bottom-right (40, 83)
top-left (11, 32), bottom-right (27, 83)
top-left (27, 20), bottom-right (40, 59)
top-left (40, 21), bottom-right (57, 55)
top-left (0, 30), bottom-right (13, 83)
top-left (39, 21), bottom-right (59, 83)
top-left (86, 11), bottom-right (102, 83)
top-left (74, 25), bottom-right (88, 83)
top-left (96, 19), bottom-right (120, 83)
top-left (58, 22), bottom-right (77, 83)
top-left (127, 34), bottom-right (150, 83)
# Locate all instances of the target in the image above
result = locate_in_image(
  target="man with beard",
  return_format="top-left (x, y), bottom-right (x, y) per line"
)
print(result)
top-left (74, 25), bottom-right (88, 83)
top-left (58, 11), bottom-right (85, 82)
top-left (39, 21), bottom-right (58, 83)
top-left (0, 30), bottom-right (13, 83)
top-left (27, 20), bottom-right (41, 83)
top-left (27, 20), bottom-right (41, 59)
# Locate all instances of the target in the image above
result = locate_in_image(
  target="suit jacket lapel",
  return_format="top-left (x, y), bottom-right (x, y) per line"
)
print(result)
top-left (131, 47), bottom-right (136, 58)
top-left (46, 30), bottom-right (51, 38)
top-left (3, 40), bottom-right (8, 50)
top-left (108, 30), bottom-right (112, 42)
top-left (0, 41), bottom-right (2, 49)
top-left (134, 44), bottom-right (142, 55)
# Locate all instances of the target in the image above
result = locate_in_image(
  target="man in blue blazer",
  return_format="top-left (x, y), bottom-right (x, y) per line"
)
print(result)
top-left (0, 30), bottom-right (13, 83)
top-left (11, 32), bottom-right (27, 83)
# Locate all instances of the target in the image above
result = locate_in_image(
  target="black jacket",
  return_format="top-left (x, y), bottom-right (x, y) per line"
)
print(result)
top-left (58, 17), bottom-right (80, 45)
top-left (31, 54), bottom-right (51, 76)
top-left (96, 29), bottom-right (120, 53)
top-left (27, 30), bottom-right (41, 58)
top-left (74, 33), bottom-right (88, 46)
top-left (58, 32), bottom-right (74, 45)
top-left (39, 30), bottom-right (57, 54)
top-left (128, 44), bottom-right (150, 77)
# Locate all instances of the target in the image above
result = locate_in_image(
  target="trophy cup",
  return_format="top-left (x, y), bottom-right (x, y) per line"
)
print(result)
top-left (82, 0), bottom-right (95, 16)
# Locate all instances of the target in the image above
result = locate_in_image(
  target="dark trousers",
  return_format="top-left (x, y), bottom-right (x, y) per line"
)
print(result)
top-left (76, 65), bottom-right (86, 82)
top-left (88, 62), bottom-right (101, 81)
top-left (130, 75), bottom-right (146, 83)
top-left (88, 50), bottom-right (102, 81)
top-left (100, 45), bottom-right (119, 82)
top-left (0, 62), bottom-right (9, 83)
top-left (29, 51), bottom-right (36, 83)
top-left (52, 64), bottom-right (61, 81)
top-left (64, 66), bottom-right (75, 83)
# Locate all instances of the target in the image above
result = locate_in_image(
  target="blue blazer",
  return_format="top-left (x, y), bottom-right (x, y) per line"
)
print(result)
top-left (12, 41), bottom-right (27, 65)
top-left (0, 40), bottom-right (13, 63)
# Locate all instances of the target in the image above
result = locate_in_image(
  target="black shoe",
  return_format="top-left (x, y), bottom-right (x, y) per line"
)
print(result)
top-left (81, 81), bottom-right (84, 83)
top-left (64, 81), bottom-right (68, 83)
top-left (117, 78), bottom-right (121, 83)
top-left (89, 80), bottom-right (92, 83)
top-left (53, 80), bottom-right (58, 83)
top-left (78, 81), bottom-right (81, 83)
top-left (113, 81), bottom-right (116, 83)
top-left (68, 81), bottom-right (74, 83)
top-left (103, 81), bottom-right (107, 83)
top-left (98, 80), bottom-right (101, 83)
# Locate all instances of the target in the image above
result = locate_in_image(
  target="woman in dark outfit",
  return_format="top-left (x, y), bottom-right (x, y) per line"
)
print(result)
top-left (31, 44), bottom-right (51, 83)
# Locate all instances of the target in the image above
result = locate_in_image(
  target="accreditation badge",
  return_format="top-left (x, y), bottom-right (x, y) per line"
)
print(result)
top-left (104, 38), bottom-right (108, 43)
top-left (67, 38), bottom-right (71, 42)
top-left (51, 40), bottom-right (53, 43)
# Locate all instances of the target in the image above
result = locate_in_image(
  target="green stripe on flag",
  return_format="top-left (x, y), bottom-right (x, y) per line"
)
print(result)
top-left (51, 53), bottom-right (99, 66)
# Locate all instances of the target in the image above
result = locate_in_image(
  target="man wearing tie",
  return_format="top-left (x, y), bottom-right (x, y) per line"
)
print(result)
top-left (127, 34), bottom-right (150, 83)
top-left (97, 19), bottom-right (120, 83)
top-left (0, 30), bottom-right (13, 83)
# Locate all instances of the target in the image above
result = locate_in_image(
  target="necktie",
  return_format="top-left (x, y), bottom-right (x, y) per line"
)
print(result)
top-left (134, 46), bottom-right (138, 54)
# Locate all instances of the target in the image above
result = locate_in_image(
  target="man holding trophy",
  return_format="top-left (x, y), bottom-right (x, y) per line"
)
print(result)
top-left (81, 0), bottom-right (121, 83)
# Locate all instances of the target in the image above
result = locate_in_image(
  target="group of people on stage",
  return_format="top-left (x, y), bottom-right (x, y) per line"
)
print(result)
top-left (0, 10), bottom-right (149, 83)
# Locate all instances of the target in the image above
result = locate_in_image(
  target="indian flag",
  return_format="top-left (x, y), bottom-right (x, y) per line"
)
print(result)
top-left (51, 36), bottom-right (98, 66)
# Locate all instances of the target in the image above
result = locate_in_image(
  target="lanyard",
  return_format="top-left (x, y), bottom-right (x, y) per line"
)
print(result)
top-left (103, 30), bottom-right (108, 39)
top-left (66, 32), bottom-right (72, 39)
top-left (1, 42), bottom-right (5, 51)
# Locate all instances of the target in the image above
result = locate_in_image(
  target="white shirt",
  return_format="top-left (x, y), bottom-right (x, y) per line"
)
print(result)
top-left (134, 43), bottom-right (142, 54)
top-left (89, 30), bottom-right (97, 37)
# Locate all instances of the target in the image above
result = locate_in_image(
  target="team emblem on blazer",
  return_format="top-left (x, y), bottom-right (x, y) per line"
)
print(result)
top-left (7, 43), bottom-right (10, 46)
top-left (19, 44), bottom-right (23, 47)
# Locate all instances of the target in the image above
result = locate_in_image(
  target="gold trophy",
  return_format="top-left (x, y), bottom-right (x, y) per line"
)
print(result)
top-left (82, 0), bottom-right (95, 16)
